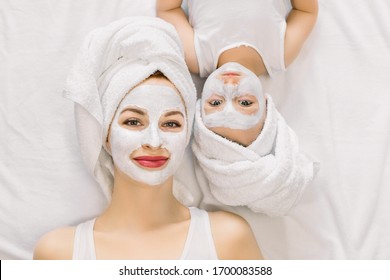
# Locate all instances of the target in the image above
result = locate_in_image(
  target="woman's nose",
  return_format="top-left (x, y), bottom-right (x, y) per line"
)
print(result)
top-left (142, 143), bottom-right (162, 150)
top-left (142, 125), bottom-right (162, 149)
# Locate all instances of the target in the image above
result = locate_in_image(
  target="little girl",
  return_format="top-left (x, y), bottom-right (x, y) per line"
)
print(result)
top-left (157, 0), bottom-right (318, 145)
top-left (157, 0), bottom-right (319, 216)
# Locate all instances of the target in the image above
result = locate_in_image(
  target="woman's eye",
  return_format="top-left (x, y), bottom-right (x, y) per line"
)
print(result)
top-left (209, 99), bottom-right (223, 106)
top-left (162, 121), bottom-right (181, 128)
top-left (124, 119), bottom-right (142, 126)
top-left (238, 100), bottom-right (253, 106)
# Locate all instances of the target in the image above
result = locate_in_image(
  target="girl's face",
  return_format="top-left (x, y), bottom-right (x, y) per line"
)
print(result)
top-left (109, 78), bottom-right (187, 186)
top-left (201, 62), bottom-right (265, 130)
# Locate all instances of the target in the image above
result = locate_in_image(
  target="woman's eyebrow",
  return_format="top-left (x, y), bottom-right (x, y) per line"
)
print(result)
top-left (120, 108), bottom-right (145, 115)
top-left (164, 111), bottom-right (184, 118)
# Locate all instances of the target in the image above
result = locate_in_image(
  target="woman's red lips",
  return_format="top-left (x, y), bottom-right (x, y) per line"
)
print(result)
top-left (133, 156), bottom-right (169, 168)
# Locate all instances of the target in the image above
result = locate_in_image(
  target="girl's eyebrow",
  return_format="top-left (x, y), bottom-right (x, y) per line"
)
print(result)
top-left (164, 111), bottom-right (184, 118)
top-left (120, 107), bottom-right (146, 115)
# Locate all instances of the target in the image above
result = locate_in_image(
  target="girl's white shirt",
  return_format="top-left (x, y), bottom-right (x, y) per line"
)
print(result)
top-left (188, 0), bottom-right (287, 78)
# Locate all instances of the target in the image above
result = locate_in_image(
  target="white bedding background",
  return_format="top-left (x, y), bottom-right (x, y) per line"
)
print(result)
top-left (1, 0), bottom-right (389, 259)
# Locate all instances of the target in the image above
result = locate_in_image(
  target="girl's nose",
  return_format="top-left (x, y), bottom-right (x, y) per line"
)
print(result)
top-left (223, 82), bottom-right (239, 95)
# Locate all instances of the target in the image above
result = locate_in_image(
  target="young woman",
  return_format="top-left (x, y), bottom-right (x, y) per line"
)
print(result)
top-left (33, 70), bottom-right (262, 259)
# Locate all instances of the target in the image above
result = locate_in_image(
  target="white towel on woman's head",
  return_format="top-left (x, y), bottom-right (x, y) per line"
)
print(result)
top-left (192, 95), bottom-right (319, 216)
top-left (63, 16), bottom-right (196, 201)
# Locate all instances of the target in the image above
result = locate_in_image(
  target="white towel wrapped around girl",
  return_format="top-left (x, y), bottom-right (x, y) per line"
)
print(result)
top-left (192, 89), bottom-right (319, 216)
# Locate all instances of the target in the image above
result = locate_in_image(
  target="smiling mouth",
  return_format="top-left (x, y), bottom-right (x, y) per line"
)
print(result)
top-left (133, 156), bottom-right (169, 168)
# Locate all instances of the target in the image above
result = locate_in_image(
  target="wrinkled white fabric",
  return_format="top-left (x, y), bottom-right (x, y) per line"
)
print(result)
top-left (192, 95), bottom-right (318, 216)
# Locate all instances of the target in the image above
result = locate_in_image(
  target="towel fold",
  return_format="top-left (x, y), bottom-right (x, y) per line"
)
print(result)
top-left (192, 95), bottom-right (318, 216)
top-left (63, 16), bottom-right (196, 201)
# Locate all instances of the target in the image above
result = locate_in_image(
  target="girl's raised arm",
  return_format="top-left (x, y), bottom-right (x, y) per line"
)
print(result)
top-left (157, 0), bottom-right (199, 73)
top-left (284, 0), bottom-right (318, 67)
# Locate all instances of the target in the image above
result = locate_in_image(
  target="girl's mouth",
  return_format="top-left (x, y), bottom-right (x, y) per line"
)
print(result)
top-left (222, 72), bottom-right (240, 77)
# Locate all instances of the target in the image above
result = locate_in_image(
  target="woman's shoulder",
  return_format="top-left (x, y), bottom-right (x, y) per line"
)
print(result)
top-left (33, 226), bottom-right (76, 260)
top-left (207, 210), bottom-right (263, 260)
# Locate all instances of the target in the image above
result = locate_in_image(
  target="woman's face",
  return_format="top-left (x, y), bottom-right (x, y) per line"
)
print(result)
top-left (201, 62), bottom-right (266, 146)
top-left (109, 77), bottom-right (187, 186)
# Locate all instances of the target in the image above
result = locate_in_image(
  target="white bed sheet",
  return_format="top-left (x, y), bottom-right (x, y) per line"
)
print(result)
top-left (258, 0), bottom-right (390, 259)
top-left (0, 0), bottom-right (389, 259)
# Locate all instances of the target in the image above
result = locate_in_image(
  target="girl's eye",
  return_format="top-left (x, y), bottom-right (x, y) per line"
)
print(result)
top-left (124, 119), bottom-right (142, 126)
top-left (209, 99), bottom-right (223, 106)
top-left (238, 100), bottom-right (253, 106)
top-left (162, 121), bottom-right (181, 128)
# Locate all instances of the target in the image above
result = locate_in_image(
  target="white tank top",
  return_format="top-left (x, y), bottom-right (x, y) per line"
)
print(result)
top-left (72, 207), bottom-right (218, 259)
top-left (188, 0), bottom-right (287, 78)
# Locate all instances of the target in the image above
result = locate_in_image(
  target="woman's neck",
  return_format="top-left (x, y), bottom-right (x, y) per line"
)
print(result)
top-left (217, 45), bottom-right (267, 76)
top-left (97, 169), bottom-right (188, 232)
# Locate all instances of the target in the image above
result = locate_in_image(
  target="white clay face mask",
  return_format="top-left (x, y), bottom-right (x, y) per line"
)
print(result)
top-left (201, 62), bottom-right (266, 130)
top-left (109, 84), bottom-right (187, 186)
